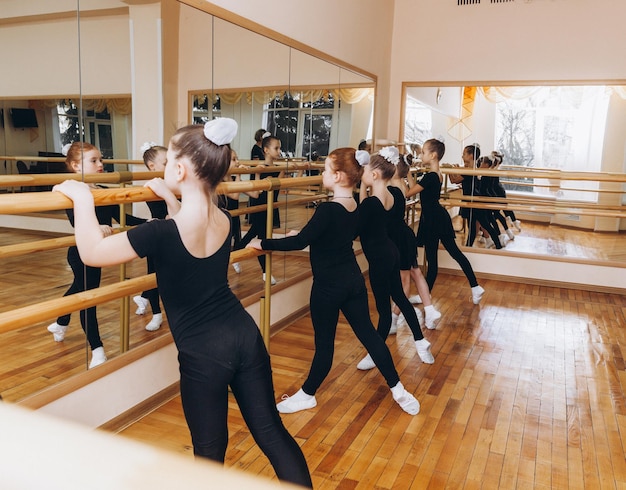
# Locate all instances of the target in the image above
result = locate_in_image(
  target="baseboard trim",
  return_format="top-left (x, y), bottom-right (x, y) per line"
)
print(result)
top-left (103, 382), bottom-right (180, 433)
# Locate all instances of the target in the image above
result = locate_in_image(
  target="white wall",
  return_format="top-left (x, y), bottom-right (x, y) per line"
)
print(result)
top-left (388, 0), bottom-right (626, 141)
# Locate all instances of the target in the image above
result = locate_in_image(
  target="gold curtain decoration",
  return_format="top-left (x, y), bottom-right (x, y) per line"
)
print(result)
top-left (37, 98), bottom-right (132, 115)
top-left (447, 86), bottom-right (476, 142)
top-left (213, 87), bottom-right (372, 106)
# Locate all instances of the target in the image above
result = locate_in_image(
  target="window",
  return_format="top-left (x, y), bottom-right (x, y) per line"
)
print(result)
top-left (266, 92), bottom-right (335, 159)
top-left (191, 94), bottom-right (220, 124)
top-left (57, 101), bottom-right (114, 160)
top-left (494, 86), bottom-right (610, 200)
top-left (403, 97), bottom-right (432, 148)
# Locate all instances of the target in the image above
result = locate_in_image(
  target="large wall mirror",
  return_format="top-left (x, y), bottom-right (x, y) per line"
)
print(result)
top-left (401, 82), bottom-right (626, 262)
top-left (0, 1), bottom-right (375, 401)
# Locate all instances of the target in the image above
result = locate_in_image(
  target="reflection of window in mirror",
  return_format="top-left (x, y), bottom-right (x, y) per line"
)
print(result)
top-left (192, 94), bottom-right (221, 123)
top-left (267, 92), bottom-right (335, 159)
top-left (406, 85), bottom-right (614, 203)
top-left (404, 98), bottom-right (432, 146)
top-left (57, 101), bottom-right (114, 161)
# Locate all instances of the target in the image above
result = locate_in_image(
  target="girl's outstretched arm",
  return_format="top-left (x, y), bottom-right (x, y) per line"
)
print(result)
top-left (53, 180), bottom-right (140, 267)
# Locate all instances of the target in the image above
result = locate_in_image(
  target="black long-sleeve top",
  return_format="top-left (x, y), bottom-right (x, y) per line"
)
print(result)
top-left (261, 201), bottom-right (360, 282)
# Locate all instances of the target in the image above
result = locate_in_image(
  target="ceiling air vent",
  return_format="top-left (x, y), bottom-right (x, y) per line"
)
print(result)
top-left (491, 0), bottom-right (514, 3)
top-left (458, 0), bottom-right (480, 4)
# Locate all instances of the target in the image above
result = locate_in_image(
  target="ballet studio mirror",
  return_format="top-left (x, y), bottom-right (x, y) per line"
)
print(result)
top-left (0, 1), bottom-right (375, 400)
top-left (401, 82), bottom-right (626, 263)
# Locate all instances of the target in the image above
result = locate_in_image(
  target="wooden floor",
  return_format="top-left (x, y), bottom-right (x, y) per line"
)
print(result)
top-left (1, 205), bottom-right (625, 488)
top-left (118, 272), bottom-right (626, 489)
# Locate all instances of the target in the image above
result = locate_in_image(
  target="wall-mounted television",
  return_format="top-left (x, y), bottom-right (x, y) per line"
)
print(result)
top-left (10, 108), bottom-right (38, 128)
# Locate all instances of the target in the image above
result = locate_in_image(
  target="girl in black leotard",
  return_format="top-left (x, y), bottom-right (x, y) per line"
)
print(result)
top-left (491, 150), bottom-right (521, 233)
top-left (217, 149), bottom-right (260, 274)
top-left (47, 142), bottom-right (146, 369)
top-left (53, 120), bottom-right (312, 488)
top-left (133, 142), bottom-right (168, 332)
top-left (236, 134), bottom-right (284, 285)
top-left (449, 144), bottom-right (503, 249)
top-left (356, 146), bottom-right (434, 371)
top-left (406, 138), bottom-right (485, 305)
top-left (247, 148), bottom-right (421, 416)
top-left (388, 154), bottom-right (441, 330)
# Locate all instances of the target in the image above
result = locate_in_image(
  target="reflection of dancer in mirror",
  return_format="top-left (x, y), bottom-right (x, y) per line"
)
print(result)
top-left (491, 150), bottom-right (522, 233)
top-left (218, 149), bottom-right (260, 274)
top-left (251, 128), bottom-right (266, 161)
top-left (388, 153), bottom-right (441, 330)
top-left (406, 138), bottom-right (486, 304)
top-left (133, 142), bottom-right (168, 331)
top-left (53, 120), bottom-right (312, 488)
top-left (247, 148), bottom-right (420, 416)
top-left (449, 144), bottom-right (503, 249)
top-left (47, 142), bottom-right (146, 368)
top-left (236, 133), bottom-right (284, 285)
top-left (356, 146), bottom-right (434, 371)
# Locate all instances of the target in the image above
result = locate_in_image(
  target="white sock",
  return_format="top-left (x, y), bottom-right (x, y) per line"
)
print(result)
top-left (424, 305), bottom-right (436, 314)
top-left (390, 381), bottom-right (406, 400)
top-left (291, 388), bottom-right (314, 402)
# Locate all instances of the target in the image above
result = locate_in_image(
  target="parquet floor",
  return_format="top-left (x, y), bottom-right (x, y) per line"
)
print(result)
top-left (118, 273), bottom-right (626, 489)
top-left (1, 203), bottom-right (625, 488)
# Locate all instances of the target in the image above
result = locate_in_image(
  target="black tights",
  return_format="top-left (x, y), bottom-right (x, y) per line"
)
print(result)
top-left (466, 209), bottom-right (502, 248)
top-left (302, 273), bottom-right (401, 395)
top-left (140, 256), bottom-right (161, 314)
top-left (237, 214), bottom-right (268, 272)
top-left (56, 246), bottom-right (103, 350)
top-left (424, 235), bottom-right (478, 291)
top-left (368, 255), bottom-right (425, 342)
top-left (178, 309), bottom-right (312, 488)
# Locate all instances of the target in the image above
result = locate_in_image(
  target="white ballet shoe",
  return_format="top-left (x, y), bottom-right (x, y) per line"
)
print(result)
top-left (424, 306), bottom-right (441, 330)
top-left (89, 347), bottom-right (107, 369)
top-left (415, 338), bottom-right (434, 364)
top-left (145, 313), bottom-right (163, 332)
top-left (408, 294), bottom-right (422, 304)
top-left (232, 262), bottom-right (241, 273)
top-left (276, 389), bottom-right (317, 414)
top-left (133, 296), bottom-right (149, 315)
top-left (391, 382), bottom-right (420, 415)
top-left (262, 273), bottom-right (277, 285)
top-left (47, 322), bottom-right (68, 342)
top-left (357, 353), bottom-right (376, 371)
top-left (471, 285), bottom-right (485, 304)
top-left (506, 228), bottom-right (515, 240)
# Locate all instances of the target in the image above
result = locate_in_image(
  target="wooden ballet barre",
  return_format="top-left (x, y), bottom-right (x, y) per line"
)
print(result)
top-left (445, 199), bottom-right (626, 219)
top-left (440, 167), bottom-right (626, 183)
top-left (0, 155), bottom-right (144, 165)
top-left (0, 171), bottom-right (156, 188)
top-left (0, 274), bottom-right (155, 334)
top-left (0, 175), bottom-right (323, 215)
top-left (498, 179), bottom-right (625, 194)
top-left (446, 192), bottom-right (626, 211)
top-left (0, 235), bottom-right (76, 259)
top-left (0, 247), bottom-right (260, 335)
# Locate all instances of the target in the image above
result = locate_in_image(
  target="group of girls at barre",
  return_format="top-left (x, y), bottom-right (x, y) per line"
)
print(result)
top-left (48, 122), bottom-right (486, 487)
top-left (450, 143), bottom-right (522, 250)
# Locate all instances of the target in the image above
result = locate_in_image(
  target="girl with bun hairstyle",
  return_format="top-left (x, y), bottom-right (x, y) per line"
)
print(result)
top-left (406, 138), bottom-right (485, 304)
top-left (53, 120), bottom-right (312, 488)
top-left (248, 148), bottom-right (421, 416)
top-left (356, 146), bottom-right (435, 371)
top-left (388, 153), bottom-right (441, 330)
